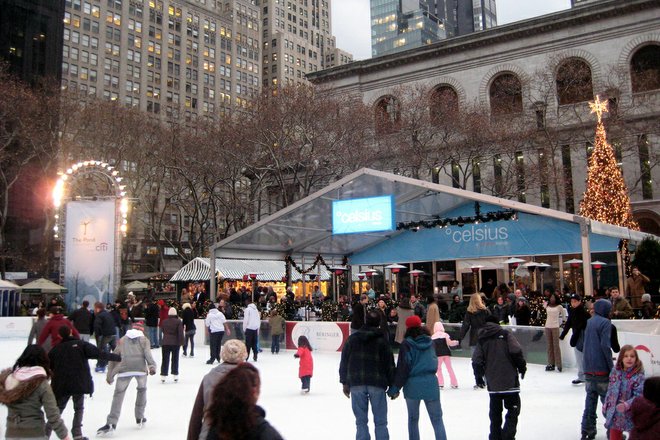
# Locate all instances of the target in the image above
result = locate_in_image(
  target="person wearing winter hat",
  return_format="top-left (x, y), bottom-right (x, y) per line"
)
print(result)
top-left (559, 293), bottom-right (590, 385)
top-left (187, 339), bottom-right (248, 440)
top-left (432, 321), bottom-right (459, 389)
top-left (388, 314), bottom-right (447, 440)
top-left (514, 297), bottom-right (531, 326)
top-left (160, 307), bottom-right (183, 383)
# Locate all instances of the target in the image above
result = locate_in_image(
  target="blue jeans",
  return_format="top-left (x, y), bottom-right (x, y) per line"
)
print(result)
top-left (350, 385), bottom-right (389, 440)
top-left (581, 375), bottom-right (609, 437)
top-left (405, 397), bottom-right (447, 440)
top-left (146, 326), bottom-right (159, 348)
top-left (301, 375), bottom-right (311, 390)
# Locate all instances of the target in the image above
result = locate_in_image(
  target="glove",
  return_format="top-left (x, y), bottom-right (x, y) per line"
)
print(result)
top-left (294, 354), bottom-right (300, 358)
top-left (149, 367), bottom-right (156, 376)
top-left (559, 335), bottom-right (564, 341)
top-left (520, 370), bottom-right (526, 380)
top-left (386, 387), bottom-right (399, 399)
top-left (616, 402), bottom-right (628, 413)
top-left (476, 378), bottom-right (486, 388)
top-left (388, 391), bottom-right (399, 400)
top-left (342, 384), bottom-right (350, 398)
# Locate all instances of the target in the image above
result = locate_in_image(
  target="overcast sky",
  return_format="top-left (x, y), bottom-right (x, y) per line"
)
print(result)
top-left (332, 0), bottom-right (572, 60)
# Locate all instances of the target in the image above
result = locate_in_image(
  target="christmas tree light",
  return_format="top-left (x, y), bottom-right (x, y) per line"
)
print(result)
top-left (579, 96), bottom-right (639, 230)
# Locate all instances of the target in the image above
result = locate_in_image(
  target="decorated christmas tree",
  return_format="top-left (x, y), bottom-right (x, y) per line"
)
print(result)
top-left (579, 96), bottom-right (639, 230)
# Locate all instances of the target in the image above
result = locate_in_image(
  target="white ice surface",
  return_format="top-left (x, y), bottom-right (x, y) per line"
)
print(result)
top-left (0, 339), bottom-right (609, 439)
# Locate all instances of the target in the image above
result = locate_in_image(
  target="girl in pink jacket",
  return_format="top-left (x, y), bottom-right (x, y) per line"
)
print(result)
top-left (432, 321), bottom-right (459, 388)
top-left (294, 336), bottom-right (313, 394)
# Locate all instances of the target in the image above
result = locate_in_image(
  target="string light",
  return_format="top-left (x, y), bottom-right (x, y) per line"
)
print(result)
top-left (397, 202), bottom-right (517, 231)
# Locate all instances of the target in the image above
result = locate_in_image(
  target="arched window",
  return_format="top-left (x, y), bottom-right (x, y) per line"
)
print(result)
top-left (430, 85), bottom-right (459, 124)
top-left (556, 58), bottom-right (593, 105)
top-left (374, 96), bottom-right (400, 134)
top-left (630, 44), bottom-right (660, 93)
top-left (489, 73), bottom-right (522, 115)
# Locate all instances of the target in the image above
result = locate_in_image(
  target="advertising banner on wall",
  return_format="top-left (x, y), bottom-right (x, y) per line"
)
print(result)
top-left (64, 200), bottom-right (116, 307)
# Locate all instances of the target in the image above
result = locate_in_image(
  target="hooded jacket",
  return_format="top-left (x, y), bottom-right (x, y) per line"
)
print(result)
top-left (206, 405), bottom-right (284, 440)
top-left (93, 309), bottom-right (116, 337)
top-left (0, 367), bottom-right (69, 439)
top-left (603, 366), bottom-right (645, 432)
top-left (37, 314), bottom-right (80, 349)
top-left (49, 335), bottom-right (121, 397)
top-left (243, 303), bottom-right (261, 331)
top-left (390, 334), bottom-right (439, 401)
top-left (559, 303), bottom-right (590, 348)
top-left (107, 329), bottom-right (156, 381)
top-left (472, 322), bottom-right (526, 393)
top-left (432, 321), bottom-right (459, 357)
top-left (339, 326), bottom-right (395, 389)
top-left (460, 308), bottom-right (491, 346)
top-left (630, 395), bottom-right (660, 439)
top-left (582, 299), bottom-right (614, 376)
top-left (205, 308), bottom-right (227, 333)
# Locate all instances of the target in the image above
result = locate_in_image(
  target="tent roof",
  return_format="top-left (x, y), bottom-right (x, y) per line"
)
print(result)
top-left (170, 257), bottom-right (332, 282)
top-left (0, 279), bottom-right (20, 289)
top-left (211, 168), bottom-right (653, 261)
top-left (123, 280), bottom-right (150, 290)
top-left (20, 278), bottom-right (67, 293)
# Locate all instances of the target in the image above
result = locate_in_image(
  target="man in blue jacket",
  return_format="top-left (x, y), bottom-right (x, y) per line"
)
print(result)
top-left (580, 299), bottom-right (614, 440)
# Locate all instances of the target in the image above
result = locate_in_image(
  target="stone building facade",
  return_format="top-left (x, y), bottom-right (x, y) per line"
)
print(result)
top-left (308, 0), bottom-right (660, 234)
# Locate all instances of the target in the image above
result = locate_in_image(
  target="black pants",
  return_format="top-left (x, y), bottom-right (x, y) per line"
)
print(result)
top-left (184, 330), bottom-right (195, 355)
top-left (489, 392), bottom-right (521, 440)
top-left (161, 345), bottom-right (180, 376)
top-left (95, 335), bottom-right (116, 369)
top-left (47, 394), bottom-right (84, 438)
top-left (209, 331), bottom-right (224, 362)
top-left (245, 328), bottom-right (259, 360)
top-left (301, 375), bottom-right (311, 390)
top-left (271, 335), bottom-right (281, 353)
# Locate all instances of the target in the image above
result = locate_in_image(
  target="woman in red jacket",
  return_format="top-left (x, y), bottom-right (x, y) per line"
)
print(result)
top-left (294, 336), bottom-right (313, 394)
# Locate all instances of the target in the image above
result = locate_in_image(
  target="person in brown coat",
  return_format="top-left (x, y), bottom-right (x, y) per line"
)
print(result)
top-left (625, 266), bottom-right (650, 309)
top-left (610, 287), bottom-right (633, 319)
top-left (160, 307), bottom-right (184, 383)
top-left (425, 296), bottom-right (441, 335)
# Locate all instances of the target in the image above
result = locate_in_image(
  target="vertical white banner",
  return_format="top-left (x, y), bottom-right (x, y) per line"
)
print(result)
top-left (64, 200), bottom-right (116, 306)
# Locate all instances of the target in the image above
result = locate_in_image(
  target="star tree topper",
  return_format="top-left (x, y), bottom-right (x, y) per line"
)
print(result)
top-left (589, 95), bottom-right (608, 123)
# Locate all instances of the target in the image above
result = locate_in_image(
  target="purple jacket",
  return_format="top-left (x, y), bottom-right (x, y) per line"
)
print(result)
top-left (603, 367), bottom-right (644, 432)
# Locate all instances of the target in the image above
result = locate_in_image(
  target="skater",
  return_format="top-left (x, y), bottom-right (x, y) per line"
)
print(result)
top-left (182, 302), bottom-right (197, 357)
top-left (37, 306), bottom-right (79, 350)
top-left (472, 315), bottom-right (527, 440)
top-left (143, 298), bottom-right (160, 348)
top-left (559, 293), bottom-right (591, 384)
top-left (603, 345), bottom-right (645, 440)
top-left (431, 321), bottom-right (459, 389)
top-left (268, 309), bottom-right (285, 354)
top-left (460, 294), bottom-right (491, 368)
top-left (97, 321), bottom-right (157, 436)
top-left (68, 301), bottom-right (93, 342)
top-left (93, 301), bottom-right (117, 373)
top-left (47, 325), bottom-right (121, 440)
top-left (339, 310), bottom-right (396, 440)
top-left (543, 292), bottom-right (566, 372)
top-left (0, 345), bottom-right (70, 440)
top-left (205, 303), bottom-right (230, 365)
top-left (243, 297), bottom-right (261, 361)
top-left (27, 308), bottom-right (47, 346)
top-left (630, 376), bottom-right (660, 439)
top-left (205, 363), bottom-right (283, 440)
top-left (388, 315), bottom-right (448, 440)
top-left (294, 336), bottom-right (313, 393)
top-left (188, 339), bottom-right (247, 440)
top-left (160, 307), bottom-right (183, 383)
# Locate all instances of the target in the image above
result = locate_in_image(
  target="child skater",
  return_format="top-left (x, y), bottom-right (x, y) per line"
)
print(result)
top-left (603, 344), bottom-right (645, 440)
top-left (294, 336), bottom-right (313, 394)
top-left (432, 321), bottom-right (459, 389)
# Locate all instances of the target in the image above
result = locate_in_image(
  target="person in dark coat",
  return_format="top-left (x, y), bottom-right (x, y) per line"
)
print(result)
top-left (630, 376), bottom-right (660, 440)
top-left (472, 315), bottom-right (527, 440)
top-left (143, 298), bottom-right (160, 348)
top-left (559, 293), bottom-right (591, 385)
top-left (93, 301), bottom-right (117, 373)
top-left (350, 294), bottom-right (369, 334)
top-left (160, 307), bottom-right (184, 383)
top-left (513, 297), bottom-right (531, 326)
top-left (460, 294), bottom-right (491, 349)
top-left (181, 302), bottom-right (197, 357)
top-left (47, 325), bottom-right (120, 439)
top-left (69, 301), bottom-right (93, 341)
top-left (38, 307), bottom-right (80, 350)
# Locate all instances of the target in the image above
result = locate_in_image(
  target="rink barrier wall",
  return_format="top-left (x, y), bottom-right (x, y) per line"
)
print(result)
top-left (3, 317), bottom-right (658, 373)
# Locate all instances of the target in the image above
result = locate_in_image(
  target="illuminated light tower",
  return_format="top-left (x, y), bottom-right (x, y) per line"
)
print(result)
top-left (385, 263), bottom-right (406, 299)
top-left (591, 261), bottom-right (606, 290)
top-left (409, 269), bottom-right (424, 296)
top-left (503, 257), bottom-right (526, 285)
top-left (329, 266), bottom-right (347, 301)
top-left (565, 259), bottom-right (583, 294)
top-left (470, 265), bottom-right (484, 292)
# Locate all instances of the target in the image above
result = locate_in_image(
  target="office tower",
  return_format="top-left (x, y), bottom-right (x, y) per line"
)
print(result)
top-left (371, 0), bottom-right (446, 57)
top-left (0, 0), bottom-right (66, 83)
top-left (455, 0), bottom-right (496, 35)
top-left (60, 0), bottom-right (261, 119)
top-left (324, 46), bottom-right (353, 68)
top-left (261, 0), bottom-right (353, 88)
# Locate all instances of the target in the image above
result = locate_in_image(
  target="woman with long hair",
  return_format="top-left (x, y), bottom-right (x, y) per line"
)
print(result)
top-left (206, 363), bottom-right (283, 440)
top-left (460, 294), bottom-right (490, 351)
top-left (543, 292), bottom-right (566, 372)
top-left (0, 345), bottom-right (70, 440)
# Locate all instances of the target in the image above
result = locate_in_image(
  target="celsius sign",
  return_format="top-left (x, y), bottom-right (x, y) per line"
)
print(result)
top-left (332, 195), bottom-right (395, 235)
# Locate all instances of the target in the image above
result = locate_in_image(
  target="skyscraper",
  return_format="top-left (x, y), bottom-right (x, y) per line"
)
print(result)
top-left (455, 0), bottom-right (496, 35)
top-left (371, 0), bottom-right (446, 57)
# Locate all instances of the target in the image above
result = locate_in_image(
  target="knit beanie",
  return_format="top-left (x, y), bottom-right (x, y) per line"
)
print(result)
top-left (641, 293), bottom-right (651, 303)
top-left (168, 307), bottom-right (177, 316)
top-left (221, 339), bottom-right (248, 364)
top-left (405, 315), bottom-right (422, 329)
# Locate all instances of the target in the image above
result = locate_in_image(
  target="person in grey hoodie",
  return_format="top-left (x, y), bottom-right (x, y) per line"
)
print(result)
top-left (97, 321), bottom-right (156, 436)
top-left (472, 315), bottom-right (527, 440)
top-left (187, 339), bottom-right (247, 440)
top-left (243, 298), bottom-right (261, 362)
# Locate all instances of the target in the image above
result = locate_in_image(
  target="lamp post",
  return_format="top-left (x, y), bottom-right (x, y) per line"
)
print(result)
top-left (248, 272), bottom-right (260, 300)
top-left (329, 266), bottom-right (346, 302)
top-left (363, 267), bottom-right (378, 296)
top-left (470, 265), bottom-right (483, 293)
top-left (536, 263), bottom-right (550, 292)
top-left (308, 273), bottom-right (317, 300)
top-left (409, 269), bottom-right (424, 296)
top-left (385, 263), bottom-right (406, 300)
top-left (523, 262), bottom-right (538, 292)
top-left (357, 273), bottom-right (365, 294)
top-left (565, 259), bottom-right (583, 294)
top-left (591, 261), bottom-right (606, 291)
top-left (503, 257), bottom-right (526, 285)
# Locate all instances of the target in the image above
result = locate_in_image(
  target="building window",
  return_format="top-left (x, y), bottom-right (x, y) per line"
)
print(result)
top-left (451, 161), bottom-right (460, 189)
top-left (638, 134), bottom-right (653, 199)
top-left (429, 85), bottom-right (458, 124)
top-left (472, 159), bottom-right (481, 193)
top-left (489, 73), bottom-right (522, 115)
top-left (374, 96), bottom-right (400, 135)
top-left (515, 152), bottom-right (525, 203)
top-left (493, 154), bottom-right (503, 196)
top-left (630, 44), bottom-right (660, 93)
top-left (561, 145), bottom-right (575, 213)
top-left (539, 149), bottom-right (550, 208)
top-left (556, 58), bottom-right (593, 105)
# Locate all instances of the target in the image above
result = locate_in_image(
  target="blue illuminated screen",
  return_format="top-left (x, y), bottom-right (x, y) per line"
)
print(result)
top-left (332, 195), bottom-right (395, 235)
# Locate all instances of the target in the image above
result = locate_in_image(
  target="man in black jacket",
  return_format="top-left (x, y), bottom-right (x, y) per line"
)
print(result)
top-left (350, 294), bottom-right (369, 334)
top-left (69, 300), bottom-right (93, 342)
top-left (143, 298), bottom-right (160, 348)
top-left (48, 325), bottom-right (120, 440)
top-left (94, 301), bottom-right (117, 373)
top-left (559, 293), bottom-right (591, 385)
top-left (340, 310), bottom-right (395, 440)
top-left (472, 315), bottom-right (527, 440)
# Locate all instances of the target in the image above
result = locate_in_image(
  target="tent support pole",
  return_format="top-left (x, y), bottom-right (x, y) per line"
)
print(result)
top-left (210, 252), bottom-right (217, 303)
top-left (579, 219), bottom-right (593, 297)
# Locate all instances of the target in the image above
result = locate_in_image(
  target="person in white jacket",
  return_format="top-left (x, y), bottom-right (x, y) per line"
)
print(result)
top-left (243, 298), bottom-right (261, 362)
top-left (205, 305), bottom-right (231, 365)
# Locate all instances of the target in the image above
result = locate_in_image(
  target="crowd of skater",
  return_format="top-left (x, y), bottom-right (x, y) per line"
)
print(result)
top-left (3, 271), bottom-right (660, 440)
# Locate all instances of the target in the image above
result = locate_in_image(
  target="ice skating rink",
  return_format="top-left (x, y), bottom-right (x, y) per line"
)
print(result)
top-left (0, 339), bottom-right (608, 439)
